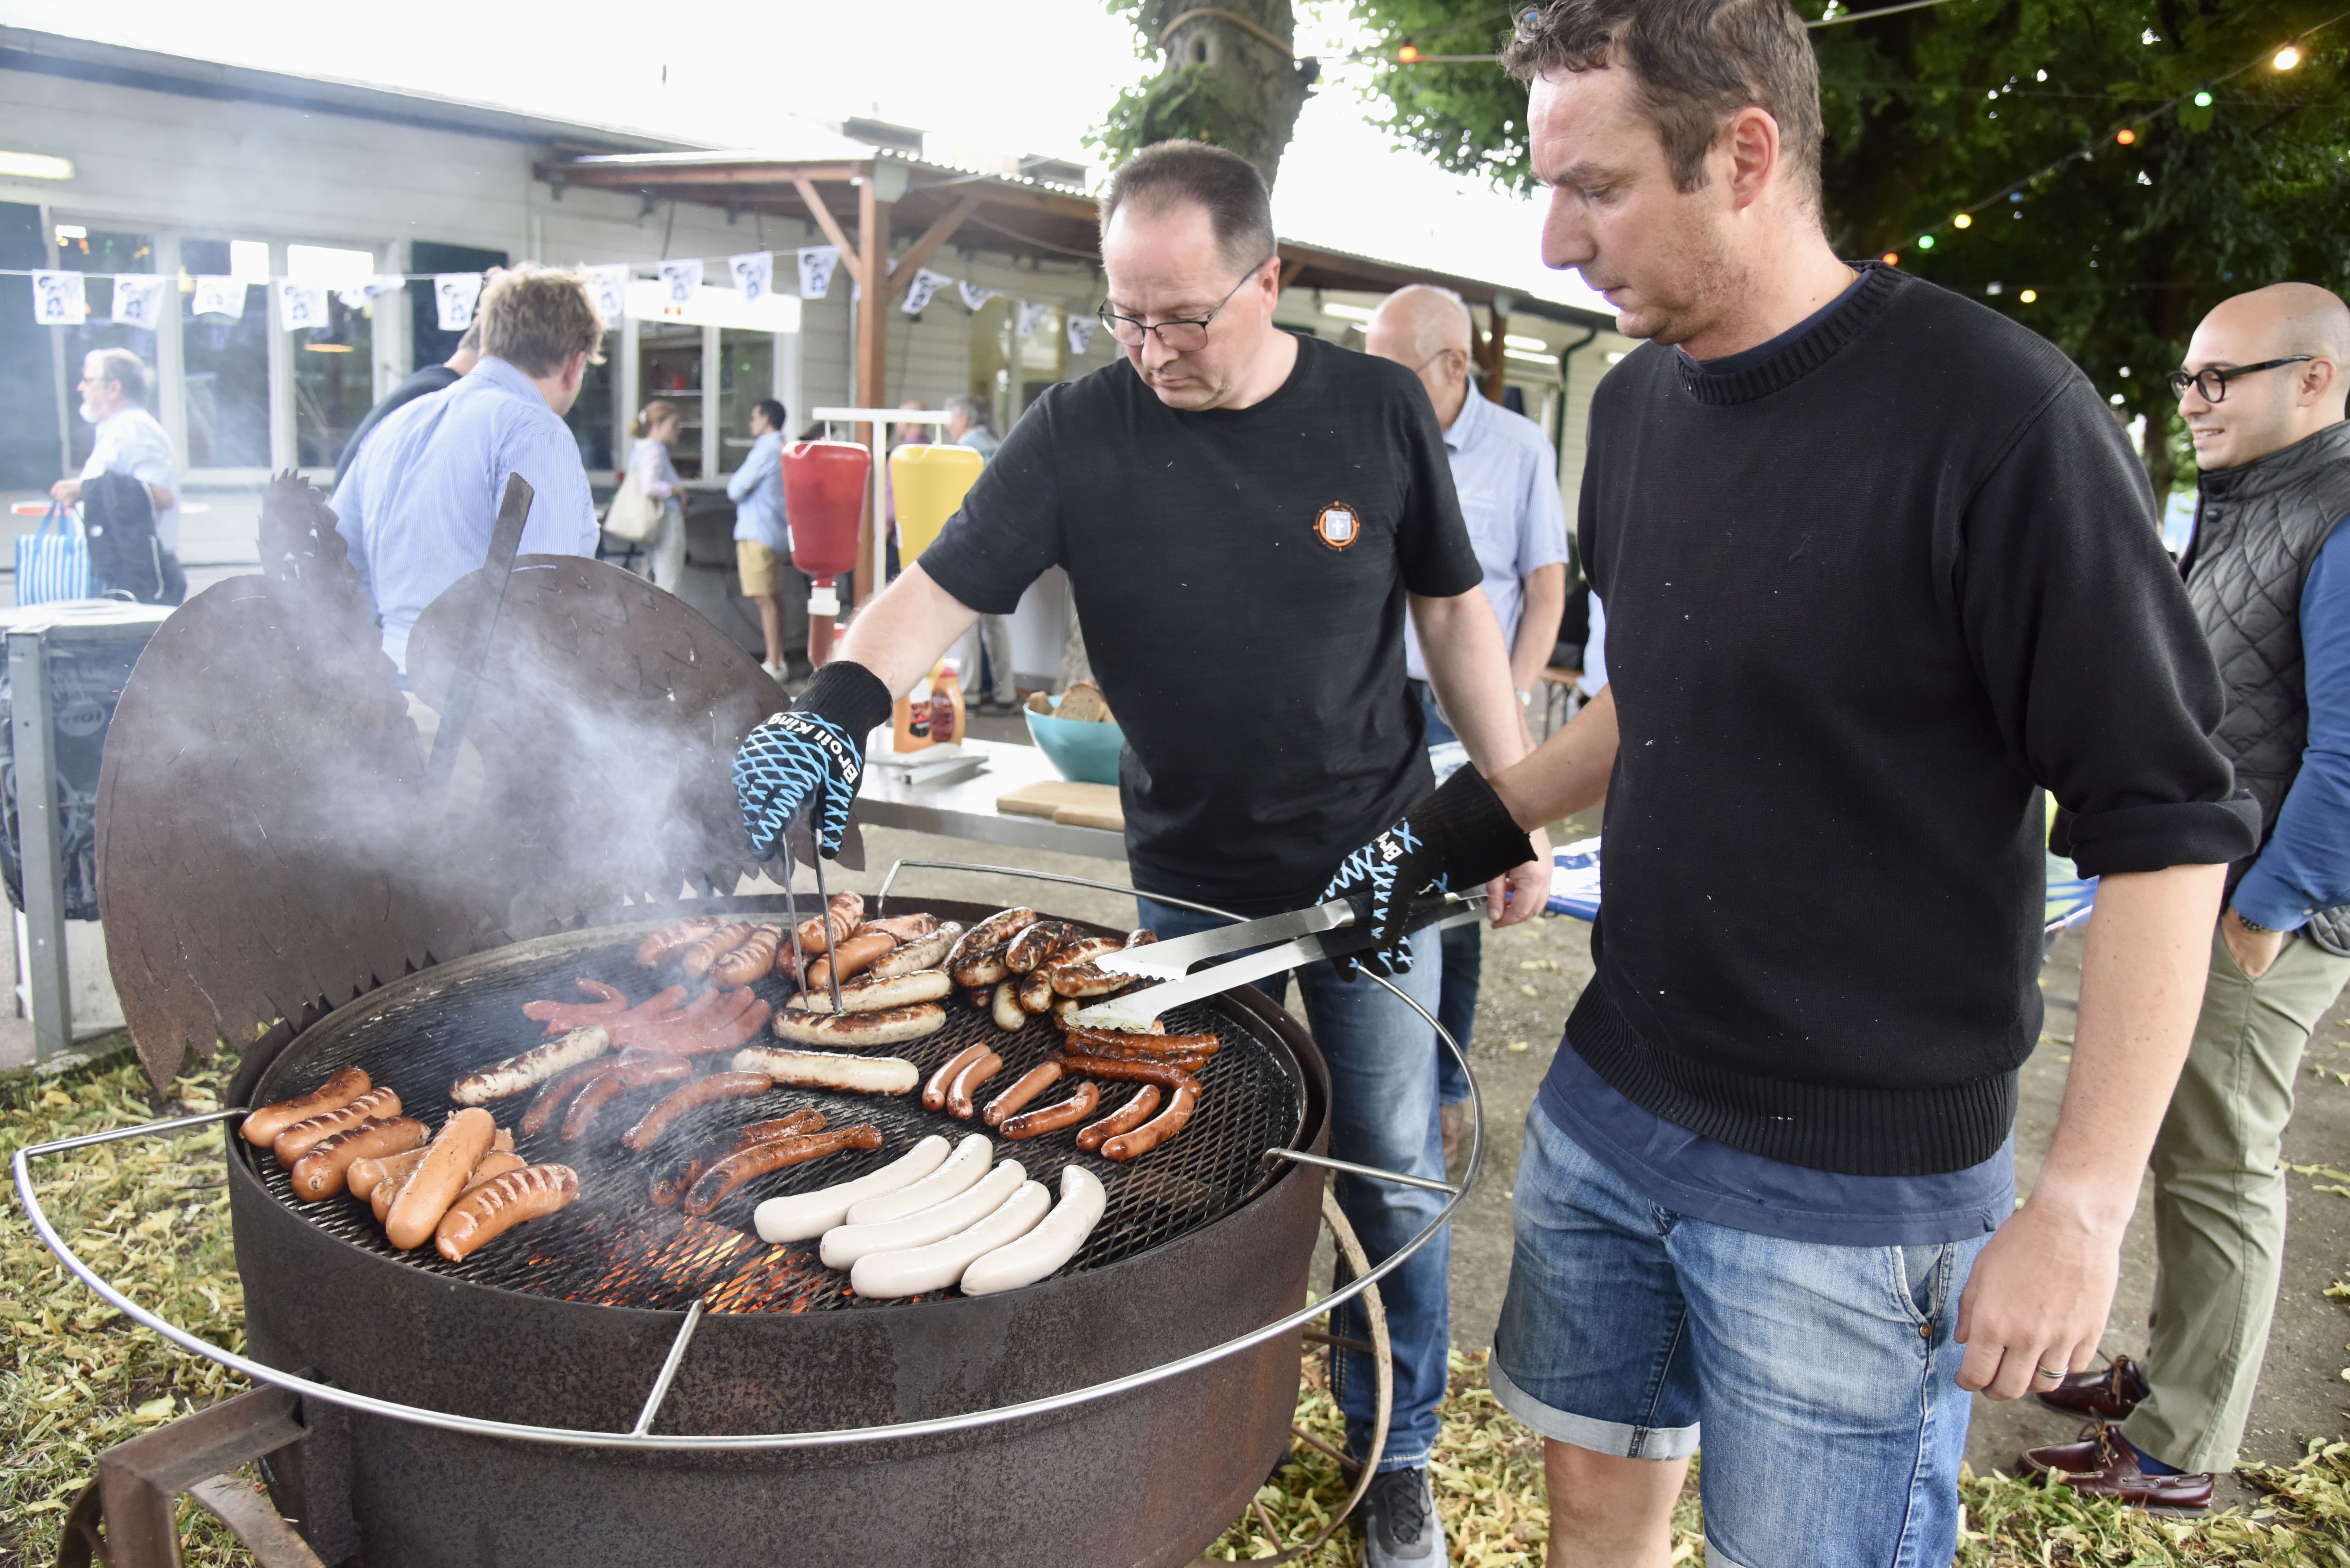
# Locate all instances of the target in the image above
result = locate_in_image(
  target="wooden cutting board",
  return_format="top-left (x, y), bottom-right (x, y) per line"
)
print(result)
top-left (996, 780), bottom-right (1123, 832)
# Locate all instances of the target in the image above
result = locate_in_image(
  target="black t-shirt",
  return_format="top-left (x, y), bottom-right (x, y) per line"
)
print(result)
top-left (919, 335), bottom-right (1482, 915)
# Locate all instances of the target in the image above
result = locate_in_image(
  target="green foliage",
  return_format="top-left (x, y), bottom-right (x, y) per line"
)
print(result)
top-left (1343, 0), bottom-right (2350, 490)
top-left (1097, 64), bottom-right (1262, 167)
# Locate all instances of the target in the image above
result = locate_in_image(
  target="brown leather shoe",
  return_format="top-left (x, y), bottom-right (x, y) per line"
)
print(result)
top-left (2021, 1425), bottom-right (2213, 1510)
top-left (1440, 1102), bottom-right (1465, 1169)
top-left (2035, 1355), bottom-right (2149, 1420)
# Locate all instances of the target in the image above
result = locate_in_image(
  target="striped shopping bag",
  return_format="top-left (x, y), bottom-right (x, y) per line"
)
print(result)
top-left (15, 503), bottom-right (90, 606)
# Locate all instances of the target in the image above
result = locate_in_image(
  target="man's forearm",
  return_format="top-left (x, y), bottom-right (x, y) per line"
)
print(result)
top-left (1490, 687), bottom-right (1618, 830)
top-left (836, 562), bottom-right (982, 697)
top-left (1413, 588), bottom-right (1530, 775)
top-left (1511, 564), bottom-right (1567, 694)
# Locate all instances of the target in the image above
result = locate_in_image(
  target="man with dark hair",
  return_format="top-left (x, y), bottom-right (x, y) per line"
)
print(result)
top-left (2026, 282), bottom-right (2350, 1507)
top-left (332, 264), bottom-right (605, 669)
top-left (1336, 1), bottom-right (2257, 1562)
top-left (334, 314), bottom-right (483, 488)
top-left (728, 396), bottom-right (792, 678)
top-left (734, 137), bottom-right (1550, 1567)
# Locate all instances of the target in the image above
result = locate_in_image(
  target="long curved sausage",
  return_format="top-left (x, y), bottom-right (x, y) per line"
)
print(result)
top-left (650, 1110), bottom-right (826, 1206)
top-left (637, 917), bottom-right (724, 968)
top-left (769, 1002), bottom-right (945, 1049)
top-left (865, 912), bottom-right (940, 943)
top-left (616, 991), bottom-right (768, 1055)
top-left (752, 1135), bottom-right (953, 1242)
top-left (924, 1044), bottom-right (990, 1112)
top-left (273, 1087), bottom-right (402, 1167)
top-left (621, 1071), bottom-right (775, 1153)
top-left (1001, 1080), bottom-right (1100, 1140)
top-left (1101, 1079), bottom-right (1201, 1160)
top-left (983, 1062), bottom-right (1064, 1127)
top-left (797, 891), bottom-right (864, 952)
top-left (289, 1116), bottom-right (427, 1200)
top-left (520, 1060), bottom-right (608, 1138)
top-left (450, 1025), bottom-right (611, 1106)
top-left (821, 1159), bottom-right (1026, 1269)
top-left (804, 930), bottom-right (898, 991)
top-left (868, 921), bottom-right (962, 980)
top-left (848, 1179), bottom-right (1052, 1300)
top-left (560, 1054), bottom-right (693, 1142)
top-left (243, 1066), bottom-right (369, 1149)
top-left (947, 1052), bottom-right (1004, 1120)
top-left (386, 1108), bottom-right (498, 1250)
top-left (711, 925), bottom-right (784, 988)
top-left (434, 1164), bottom-right (579, 1262)
top-left (845, 1132), bottom-right (993, 1225)
top-left (730, 1047), bottom-right (922, 1095)
top-left (960, 1164), bottom-right (1108, 1296)
top-left (1051, 1054), bottom-right (1202, 1093)
top-left (1077, 1084), bottom-right (1163, 1151)
top-left (682, 1123), bottom-right (884, 1216)
top-left (783, 969), bottom-right (953, 1015)
top-left (1004, 920), bottom-right (1084, 974)
top-left (1059, 1022), bottom-right (1217, 1058)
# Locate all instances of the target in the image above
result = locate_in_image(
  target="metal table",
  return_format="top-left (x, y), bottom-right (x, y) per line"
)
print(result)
top-left (853, 737), bottom-right (1125, 861)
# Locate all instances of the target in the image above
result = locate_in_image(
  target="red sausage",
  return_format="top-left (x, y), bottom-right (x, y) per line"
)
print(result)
top-left (1102, 1080), bottom-right (1200, 1160)
top-left (805, 930), bottom-right (897, 991)
top-left (983, 1061), bottom-right (1064, 1127)
top-left (621, 1071), bottom-right (775, 1153)
top-left (924, 1044), bottom-right (989, 1112)
top-left (1001, 1080), bottom-right (1101, 1140)
top-left (560, 1055), bottom-right (692, 1142)
top-left (1077, 1084), bottom-right (1162, 1151)
top-left (947, 1051), bottom-right (1004, 1120)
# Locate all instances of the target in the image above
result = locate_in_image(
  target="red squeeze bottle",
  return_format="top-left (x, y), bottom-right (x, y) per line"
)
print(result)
top-left (779, 440), bottom-right (871, 668)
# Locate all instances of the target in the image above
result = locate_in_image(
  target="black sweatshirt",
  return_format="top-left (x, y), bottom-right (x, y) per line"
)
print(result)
top-left (1562, 265), bottom-right (2258, 1176)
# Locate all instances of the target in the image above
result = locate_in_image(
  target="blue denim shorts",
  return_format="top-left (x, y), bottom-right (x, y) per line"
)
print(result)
top-left (1492, 1103), bottom-right (1988, 1568)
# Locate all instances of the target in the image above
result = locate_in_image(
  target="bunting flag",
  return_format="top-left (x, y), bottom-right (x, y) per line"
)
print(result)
top-left (901, 267), bottom-right (953, 316)
top-left (583, 264), bottom-right (630, 324)
top-left (190, 276), bottom-right (247, 320)
top-left (796, 245), bottom-right (841, 299)
top-left (657, 258), bottom-right (703, 305)
top-left (29, 270), bottom-right (87, 326)
top-left (277, 279), bottom-right (331, 332)
top-left (337, 274), bottom-right (403, 311)
top-left (1066, 313), bottom-right (1097, 356)
top-left (1014, 300), bottom-right (1050, 339)
top-left (433, 272), bottom-right (482, 332)
top-left (730, 251), bottom-right (774, 303)
top-left (109, 273), bottom-right (167, 329)
top-left (957, 280), bottom-right (1000, 312)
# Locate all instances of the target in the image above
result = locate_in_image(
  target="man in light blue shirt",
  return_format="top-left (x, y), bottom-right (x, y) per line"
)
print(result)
top-left (1369, 285), bottom-right (1570, 1162)
top-left (332, 265), bottom-right (605, 670)
top-left (727, 397), bottom-right (791, 677)
top-left (53, 347), bottom-right (186, 601)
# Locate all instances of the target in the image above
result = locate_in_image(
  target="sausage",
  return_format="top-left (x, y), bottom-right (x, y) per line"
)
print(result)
top-left (950, 942), bottom-right (1013, 988)
top-left (845, 1132), bottom-right (993, 1224)
top-left (636, 917), bottom-right (724, 968)
top-left (821, 1159), bottom-right (1026, 1269)
top-left (864, 912), bottom-right (940, 943)
top-left (804, 930), bottom-right (898, 991)
top-left (348, 1142), bottom-right (425, 1202)
top-left (243, 1066), bottom-right (369, 1149)
top-left (1001, 1080), bottom-right (1100, 1140)
top-left (679, 922), bottom-right (757, 980)
top-left (1059, 1021), bottom-right (1216, 1058)
top-left (520, 1060), bottom-right (610, 1138)
top-left (869, 920), bottom-right (963, 979)
top-left (386, 1108), bottom-right (498, 1251)
top-left (454, 1149), bottom-right (527, 1200)
top-left (783, 968), bottom-right (953, 1014)
top-left (796, 891), bottom-right (864, 952)
top-left (849, 1178), bottom-right (1052, 1300)
top-left (731, 1047), bottom-right (921, 1095)
top-left (947, 1052), bottom-right (1004, 1120)
top-left (523, 978), bottom-right (642, 1033)
top-left (433, 1164), bottom-right (579, 1262)
top-left (1052, 1054), bottom-right (1202, 1093)
top-left (991, 979), bottom-right (1027, 1031)
top-left (961, 1165), bottom-right (1109, 1296)
top-left (682, 1123), bottom-right (885, 1216)
top-left (561, 1055), bottom-right (694, 1142)
top-left (769, 1002), bottom-right (946, 1049)
top-left (289, 1116), bottom-right (428, 1200)
top-left (650, 1111), bottom-right (826, 1206)
top-left (710, 924), bottom-right (784, 988)
top-left (1050, 955), bottom-right (1152, 999)
top-left (616, 993), bottom-right (770, 1055)
top-left (958, 907), bottom-right (1039, 957)
top-left (1014, 966), bottom-right (1058, 1017)
top-left (1004, 919), bottom-right (1084, 973)
top-left (924, 1044), bottom-right (991, 1112)
top-left (273, 1087), bottom-right (402, 1168)
top-left (620, 1071), bottom-right (776, 1153)
top-left (983, 1062), bottom-right (1064, 1127)
top-left (1126, 929), bottom-right (1158, 948)
top-left (753, 1134), bottom-right (953, 1243)
top-left (1077, 1083), bottom-right (1162, 1150)
top-left (963, 986), bottom-right (994, 1010)
top-left (449, 1024), bottom-right (611, 1106)
top-left (1101, 1079), bottom-right (1201, 1160)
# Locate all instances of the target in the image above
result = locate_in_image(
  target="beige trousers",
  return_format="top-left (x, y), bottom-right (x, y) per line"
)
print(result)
top-left (2122, 919), bottom-right (2350, 1472)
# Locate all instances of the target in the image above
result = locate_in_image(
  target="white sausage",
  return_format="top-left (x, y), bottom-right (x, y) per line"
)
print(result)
top-left (731, 1047), bottom-right (920, 1095)
top-left (753, 1134), bottom-right (953, 1243)
top-left (868, 921), bottom-right (963, 979)
top-left (781, 970), bottom-right (954, 1013)
top-left (850, 1180), bottom-right (1051, 1299)
top-left (821, 1159), bottom-right (1026, 1270)
top-left (844, 1132), bottom-right (992, 1225)
top-left (960, 1165), bottom-right (1109, 1296)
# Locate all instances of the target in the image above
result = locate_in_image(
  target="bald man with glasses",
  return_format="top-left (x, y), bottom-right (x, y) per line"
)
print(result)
top-left (2028, 282), bottom-right (2350, 1506)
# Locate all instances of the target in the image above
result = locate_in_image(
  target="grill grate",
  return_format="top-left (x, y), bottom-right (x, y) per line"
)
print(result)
top-left (241, 917), bottom-right (1306, 1313)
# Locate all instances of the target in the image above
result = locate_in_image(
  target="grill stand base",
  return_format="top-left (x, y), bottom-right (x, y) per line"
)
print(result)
top-left (53, 1384), bottom-right (331, 1568)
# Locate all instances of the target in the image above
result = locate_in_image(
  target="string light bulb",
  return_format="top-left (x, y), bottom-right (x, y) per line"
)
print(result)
top-left (2274, 44), bottom-right (2301, 69)
top-left (2019, 288), bottom-right (2038, 303)
top-left (2193, 90), bottom-right (2214, 106)
top-left (1953, 213), bottom-right (1973, 229)
top-left (2115, 127), bottom-right (2137, 145)
top-left (1918, 234), bottom-right (1936, 250)
top-left (1398, 44), bottom-right (1421, 62)
top-left (1882, 251), bottom-right (1900, 266)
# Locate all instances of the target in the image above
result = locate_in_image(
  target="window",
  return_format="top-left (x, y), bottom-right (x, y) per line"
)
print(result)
top-left (54, 228), bottom-right (155, 471)
top-left (716, 330), bottom-right (774, 474)
top-left (181, 238), bottom-right (271, 468)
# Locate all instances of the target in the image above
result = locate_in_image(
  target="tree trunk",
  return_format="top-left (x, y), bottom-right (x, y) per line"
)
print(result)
top-left (1110, 1), bottom-right (1316, 188)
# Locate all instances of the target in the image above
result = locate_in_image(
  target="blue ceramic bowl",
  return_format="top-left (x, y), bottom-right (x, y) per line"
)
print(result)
top-left (1024, 696), bottom-right (1125, 786)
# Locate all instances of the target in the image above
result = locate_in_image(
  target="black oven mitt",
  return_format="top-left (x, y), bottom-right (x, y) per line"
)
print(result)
top-left (734, 661), bottom-right (894, 859)
top-left (1317, 766), bottom-right (1534, 977)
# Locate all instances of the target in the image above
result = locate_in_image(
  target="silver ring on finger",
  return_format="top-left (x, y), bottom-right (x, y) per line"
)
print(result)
top-left (2035, 1364), bottom-right (2066, 1380)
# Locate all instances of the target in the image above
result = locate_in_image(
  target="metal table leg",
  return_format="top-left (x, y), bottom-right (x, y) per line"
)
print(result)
top-left (10, 630), bottom-right (71, 1060)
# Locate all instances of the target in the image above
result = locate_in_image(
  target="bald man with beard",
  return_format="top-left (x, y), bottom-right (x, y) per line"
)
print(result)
top-left (2029, 282), bottom-right (2350, 1506)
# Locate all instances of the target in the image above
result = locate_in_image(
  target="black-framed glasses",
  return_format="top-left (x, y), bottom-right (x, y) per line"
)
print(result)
top-left (1098, 256), bottom-right (1276, 354)
top-left (2166, 356), bottom-right (2314, 402)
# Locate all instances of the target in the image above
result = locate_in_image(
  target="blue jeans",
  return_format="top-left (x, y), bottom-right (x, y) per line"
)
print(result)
top-left (1492, 1104), bottom-right (1985, 1568)
top-left (1137, 897), bottom-right (1450, 1473)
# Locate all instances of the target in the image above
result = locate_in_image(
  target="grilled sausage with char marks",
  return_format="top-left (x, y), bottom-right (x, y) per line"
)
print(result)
top-left (273, 1087), bottom-right (402, 1168)
top-left (290, 1116), bottom-right (427, 1199)
top-left (710, 924), bottom-right (784, 988)
top-left (434, 1164), bottom-right (579, 1262)
top-left (682, 1123), bottom-right (884, 1216)
top-left (1001, 1080), bottom-right (1101, 1141)
top-left (636, 917), bottom-right (724, 968)
top-left (450, 1025), bottom-right (610, 1106)
top-left (983, 1062), bottom-right (1064, 1127)
top-left (386, 1108), bottom-right (498, 1251)
top-left (621, 1071), bottom-right (776, 1153)
top-left (796, 892), bottom-right (865, 953)
top-left (244, 1066), bottom-right (370, 1149)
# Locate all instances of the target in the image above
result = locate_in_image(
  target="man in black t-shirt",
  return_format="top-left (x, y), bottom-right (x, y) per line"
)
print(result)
top-left (734, 141), bottom-right (1549, 1568)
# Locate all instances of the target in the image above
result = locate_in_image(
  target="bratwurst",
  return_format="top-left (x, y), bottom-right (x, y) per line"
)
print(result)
top-left (242, 1066), bottom-right (369, 1149)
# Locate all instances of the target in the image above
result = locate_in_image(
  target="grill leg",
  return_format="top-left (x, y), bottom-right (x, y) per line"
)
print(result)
top-left (72, 1385), bottom-right (322, 1568)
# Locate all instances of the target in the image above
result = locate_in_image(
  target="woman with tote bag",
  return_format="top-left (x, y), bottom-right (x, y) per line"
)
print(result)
top-left (614, 400), bottom-right (687, 592)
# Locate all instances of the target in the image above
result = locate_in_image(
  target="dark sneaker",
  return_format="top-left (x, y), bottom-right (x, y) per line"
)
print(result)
top-left (1361, 1465), bottom-right (1447, 1566)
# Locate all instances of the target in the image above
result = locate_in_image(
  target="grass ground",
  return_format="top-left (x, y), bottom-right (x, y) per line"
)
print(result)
top-left (8, 1047), bottom-right (2350, 1567)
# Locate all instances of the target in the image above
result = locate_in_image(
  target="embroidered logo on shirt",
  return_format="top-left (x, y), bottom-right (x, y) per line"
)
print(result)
top-left (1313, 502), bottom-right (1361, 551)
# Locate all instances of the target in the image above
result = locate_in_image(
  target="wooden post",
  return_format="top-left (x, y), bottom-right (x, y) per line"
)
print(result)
top-left (1484, 305), bottom-right (1510, 403)
top-left (854, 169), bottom-right (892, 608)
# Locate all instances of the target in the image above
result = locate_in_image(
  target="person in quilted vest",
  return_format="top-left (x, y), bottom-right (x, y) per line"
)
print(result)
top-left (2029, 282), bottom-right (2350, 1505)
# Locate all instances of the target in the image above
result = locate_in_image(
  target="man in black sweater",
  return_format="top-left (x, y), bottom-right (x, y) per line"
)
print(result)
top-left (1340, 1), bottom-right (2256, 1563)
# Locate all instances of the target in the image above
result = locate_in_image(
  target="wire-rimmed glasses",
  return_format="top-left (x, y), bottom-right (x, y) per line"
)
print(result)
top-left (1097, 256), bottom-right (1277, 354)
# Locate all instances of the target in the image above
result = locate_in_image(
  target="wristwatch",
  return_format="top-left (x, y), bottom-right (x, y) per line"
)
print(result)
top-left (1514, 688), bottom-right (1532, 709)
top-left (2232, 908), bottom-right (2282, 935)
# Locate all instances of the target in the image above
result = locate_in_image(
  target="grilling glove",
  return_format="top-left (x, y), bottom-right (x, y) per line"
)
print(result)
top-left (1319, 766), bottom-right (1535, 977)
top-left (734, 661), bottom-right (895, 860)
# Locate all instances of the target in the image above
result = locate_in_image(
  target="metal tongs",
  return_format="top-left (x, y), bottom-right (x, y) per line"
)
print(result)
top-left (779, 802), bottom-right (846, 1017)
top-left (1070, 889), bottom-right (1480, 1031)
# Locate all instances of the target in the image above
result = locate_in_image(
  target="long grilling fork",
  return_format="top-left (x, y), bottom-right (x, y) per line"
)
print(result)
top-left (780, 799), bottom-right (846, 1017)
